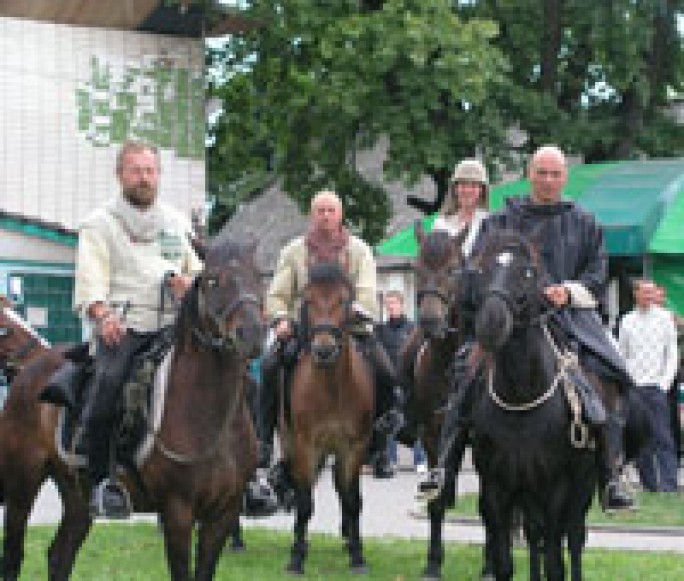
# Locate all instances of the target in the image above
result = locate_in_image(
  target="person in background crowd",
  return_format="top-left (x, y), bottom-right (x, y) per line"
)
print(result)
top-left (374, 290), bottom-right (426, 477)
top-left (652, 285), bottom-right (683, 467)
top-left (619, 279), bottom-right (679, 492)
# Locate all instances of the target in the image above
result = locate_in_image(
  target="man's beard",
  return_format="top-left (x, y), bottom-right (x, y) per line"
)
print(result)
top-left (123, 185), bottom-right (157, 209)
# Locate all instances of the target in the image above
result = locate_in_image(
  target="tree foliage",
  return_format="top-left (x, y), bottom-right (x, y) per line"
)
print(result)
top-left (207, 0), bottom-right (684, 237)
top-left (207, 0), bottom-right (508, 240)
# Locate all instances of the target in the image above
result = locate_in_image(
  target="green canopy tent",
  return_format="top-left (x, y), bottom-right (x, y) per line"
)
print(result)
top-left (376, 159), bottom-right (684, 312)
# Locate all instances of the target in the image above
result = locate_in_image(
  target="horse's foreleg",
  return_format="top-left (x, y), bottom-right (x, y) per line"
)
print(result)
top-left (567, 521), bottom-right (587, 581)
top-left (160, 497), bottom-right (194, 581)
top-left (287, 484), bottom-right (313, 575)
top-left (331, 460), bottom-right (349, 541)
top-left (480, 486), bottom-right (514, 581)
top-left (335, 460), bottom-right (366, 573)
top-left (47, 473), bottom-right (92, 581)
top-left (227, 519), bottom-right (245, 552)
top-left (542, 529), bottom-right (565, 581)
top-left (2, 472), bottom-right (44, 581)
top-left (195, 505), bottom-right (239, 581)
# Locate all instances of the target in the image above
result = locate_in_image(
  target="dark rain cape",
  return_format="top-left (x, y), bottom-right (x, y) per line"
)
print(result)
top-left (476, 196), bottom-right (632, 387)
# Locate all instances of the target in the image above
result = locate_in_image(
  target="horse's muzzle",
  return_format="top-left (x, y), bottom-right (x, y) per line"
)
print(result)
top-left (419, 315), bottom-right (448, 340)
top-left (311, 342), bottom-right (341, 366)
top-left (234, 323), bottom-right (265, 359)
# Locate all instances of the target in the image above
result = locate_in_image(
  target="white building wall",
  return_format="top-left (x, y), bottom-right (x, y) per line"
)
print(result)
top-left (0, 16), bottom-right (205, 231)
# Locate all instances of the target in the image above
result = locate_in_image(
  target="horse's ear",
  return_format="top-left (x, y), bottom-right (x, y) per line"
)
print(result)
top-left (414, 219), bottom-right (426, 245)
top-left (189, 234), bottom-right (206, 261)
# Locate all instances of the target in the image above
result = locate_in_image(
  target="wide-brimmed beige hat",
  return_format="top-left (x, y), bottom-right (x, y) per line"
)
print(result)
top-left (449, 159), bottom-right (489, 189)
top-left (441, 159), bottom-right (489, 214)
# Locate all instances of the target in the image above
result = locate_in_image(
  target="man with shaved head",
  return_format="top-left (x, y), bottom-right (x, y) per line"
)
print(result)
top-left (420, 145), bottom-right (636, 511)
top-left (259, 189), bottom-right (406, 504)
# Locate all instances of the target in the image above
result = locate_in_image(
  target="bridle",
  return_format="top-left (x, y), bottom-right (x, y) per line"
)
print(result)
top-left (194, 274), bottom-right (262, 353)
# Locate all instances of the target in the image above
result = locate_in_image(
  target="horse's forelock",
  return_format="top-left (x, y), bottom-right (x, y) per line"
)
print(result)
top-left (204, 238), bottom-right (257, 269)
top-left (419, 231), bottom-right (460, 269)
top-left (307, 262), bottom-right (352, 293)
top-left (476, 229), bottom-right (539, 270)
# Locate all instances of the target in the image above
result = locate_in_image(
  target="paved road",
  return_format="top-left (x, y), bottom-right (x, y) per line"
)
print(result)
top-left (12, 456), bottom-right (684, 554)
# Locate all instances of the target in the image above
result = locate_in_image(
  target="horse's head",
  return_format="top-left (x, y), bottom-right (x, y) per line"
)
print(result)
top-left (301, 262), bottom-right (354, 366)
top-left (413, 220), bottom-right (467, 339)
top-left (471, 228), bottom-right (546, 351)
top-left (189, 237), bottom-right (264, 359)
top-left (0, 296), bottom-right (50, 371)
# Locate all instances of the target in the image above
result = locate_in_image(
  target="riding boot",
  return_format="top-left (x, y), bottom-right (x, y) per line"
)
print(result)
top-left (600, 403), bottom-right (635, 511)
top-left (418, 344), bottom-right (475, 499)
top-left (565, 343), bottom-right (606, 426)
top-left (248, 339), bottom-right (298, 513)
top-left (357, 332), bottom-right (406, 447)
top-left (258, 346), bottom-right (280, 469)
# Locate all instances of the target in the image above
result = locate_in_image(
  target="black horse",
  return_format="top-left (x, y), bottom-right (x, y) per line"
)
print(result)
top-left (468, 229), bottom-right (607, 581)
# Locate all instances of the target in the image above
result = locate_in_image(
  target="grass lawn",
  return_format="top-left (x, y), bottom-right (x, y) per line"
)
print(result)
top-left (7, 523), bottom-right (684, 580)
top-left (447, 490), bottom-right (684, 528)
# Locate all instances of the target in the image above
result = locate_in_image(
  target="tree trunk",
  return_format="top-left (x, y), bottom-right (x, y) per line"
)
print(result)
top-left (540, 0), bottom-right (563, 95)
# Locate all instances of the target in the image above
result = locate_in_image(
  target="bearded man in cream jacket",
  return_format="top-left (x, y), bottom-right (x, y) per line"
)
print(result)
top-left (73, 141), bottom-right (201, 517)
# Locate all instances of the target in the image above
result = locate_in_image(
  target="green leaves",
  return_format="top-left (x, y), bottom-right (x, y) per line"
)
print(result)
top-left (207, 0), bottom-right (683, 238)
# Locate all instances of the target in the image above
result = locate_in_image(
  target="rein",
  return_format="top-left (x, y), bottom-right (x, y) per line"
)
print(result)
top-left (144, 291), bottom-right (259, 465)
top-left (487, 319), bottom-right (592, 448)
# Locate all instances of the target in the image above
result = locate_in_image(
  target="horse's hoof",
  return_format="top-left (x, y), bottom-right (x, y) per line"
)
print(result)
top-left (422, 566), bottom-right (442, 580)
top-left (285, 563), bottom-right (304, 576)
top-left (226, 541), bottom-right (246, 553)
top-left (350, 562), bottom-right (368, 575)
top-left (481, 574), bottom-right (495, 581)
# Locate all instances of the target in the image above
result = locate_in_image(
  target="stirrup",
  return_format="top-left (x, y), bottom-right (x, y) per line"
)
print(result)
top-left (90, 478), bottom-right (132, 519)
top-left (601, 480), bottom-right (637, 513)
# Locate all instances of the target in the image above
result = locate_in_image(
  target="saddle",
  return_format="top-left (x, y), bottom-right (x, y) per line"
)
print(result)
top-left (41, 328), bottom-right (174, 470)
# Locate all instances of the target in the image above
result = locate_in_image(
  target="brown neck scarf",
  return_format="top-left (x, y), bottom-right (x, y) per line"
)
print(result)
top-left (305, 225), bottom-right (350, 268)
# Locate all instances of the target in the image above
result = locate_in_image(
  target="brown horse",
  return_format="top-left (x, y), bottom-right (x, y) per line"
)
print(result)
top-left (398, 222), bottom-right (468, 580)
top-left (280, 262), bottom-right (375, 575)
top-left (0, 236), bottom-right (264, 580)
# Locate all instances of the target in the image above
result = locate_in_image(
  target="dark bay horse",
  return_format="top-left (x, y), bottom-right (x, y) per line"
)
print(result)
top-left (468, 229), bottom-right (601, 581)
top-left (398, 222), bottom-right (468, 580)
top-left (281, 262), bottom-right (375, 575)
top-left (0, 237), bottom-right (264, 580)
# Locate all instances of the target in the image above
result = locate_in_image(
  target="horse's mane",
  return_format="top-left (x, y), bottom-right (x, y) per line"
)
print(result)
top-left (418, 230), bottom-right (460, 269)
top-left (307, 262), bottom-right (354, 298)
top-left (174, 277), bottom-right (200, 350)
top-left (474, 228), bottom-right (538, 266)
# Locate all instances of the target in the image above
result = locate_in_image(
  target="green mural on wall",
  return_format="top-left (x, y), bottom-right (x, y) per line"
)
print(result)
top-left (76, 55), bottom-right (204, 160)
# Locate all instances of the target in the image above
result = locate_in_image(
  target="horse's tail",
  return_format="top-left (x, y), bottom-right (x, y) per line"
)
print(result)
top-left (624, 384), bottom-right (654, 462)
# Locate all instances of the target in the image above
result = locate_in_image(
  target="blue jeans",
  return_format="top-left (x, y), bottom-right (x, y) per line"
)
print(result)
top-left (387, 439), bottom-right (426, 466)
top-left (635, 385), bottom-right (679, 492)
